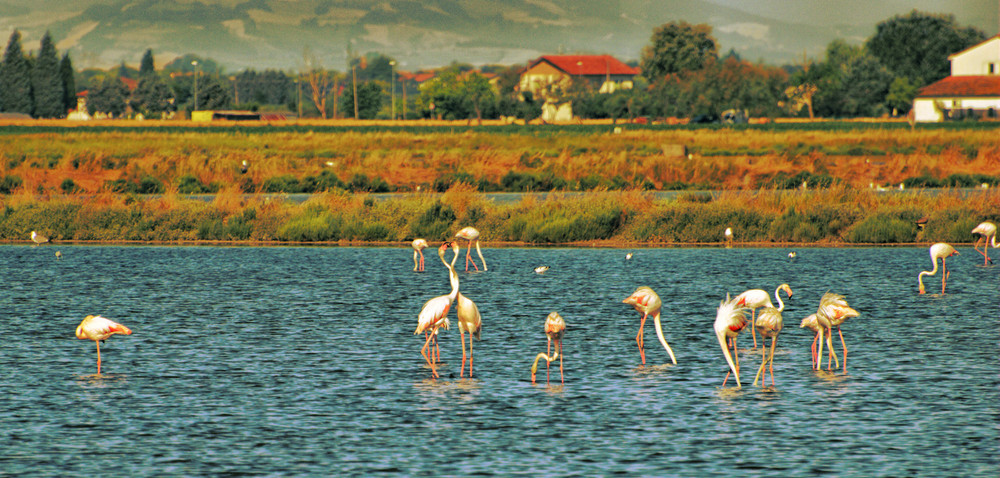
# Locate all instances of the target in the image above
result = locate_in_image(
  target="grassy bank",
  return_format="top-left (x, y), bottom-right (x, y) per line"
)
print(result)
top-left (3, 185), bottom-right (997, 246)
top-left (1, 121), bottom-right (998, 195)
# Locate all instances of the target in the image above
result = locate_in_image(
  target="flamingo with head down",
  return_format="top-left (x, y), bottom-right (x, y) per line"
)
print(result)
top-left (455, 227), bottom-right (486, 271)
top-left (530, 311), bottom-right (566, 384)
top-left (714, 295), bottom-right (749, 388)
top-left (412, 238), bottom-right (429, 271)
top-left (972, 221), bottom-right (997, 266)
top-left (734, 283), bottom-right (792, 349)
top-left (918, 243), bottom-right (959, 295)
top-left (622, 286), bottom-right (677, 365)
top-left (815, 292), bottom-right (859, 373)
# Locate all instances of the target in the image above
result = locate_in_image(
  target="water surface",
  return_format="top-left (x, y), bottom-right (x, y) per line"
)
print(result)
top-left (1, 245), bottom-right (996, 476)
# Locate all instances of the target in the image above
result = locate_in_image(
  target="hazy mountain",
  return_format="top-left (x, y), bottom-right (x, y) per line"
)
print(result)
top-left (0, 0), bottom-right (994, 72)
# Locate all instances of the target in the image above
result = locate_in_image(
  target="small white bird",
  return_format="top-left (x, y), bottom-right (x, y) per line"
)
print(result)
top-left (625, 252), bottom-right (633, 261)
top-left (724, 227), bottom-right (734, 248)
top-left (55, 251), bottom-right (63, 260)
top-left (534, 266), bottom-right (550, 274)
top-left (31, 231), bottom-right (49, 245)
top-left (788, 251), bottom-right (797, 259)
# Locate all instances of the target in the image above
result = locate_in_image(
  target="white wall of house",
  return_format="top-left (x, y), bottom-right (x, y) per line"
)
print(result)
top-left (949, 37), bottom-right (1000, 75)
top-left (912, 98), bottom-right (941, 122)
top-left (913, 97), bottom-right (1000, 122)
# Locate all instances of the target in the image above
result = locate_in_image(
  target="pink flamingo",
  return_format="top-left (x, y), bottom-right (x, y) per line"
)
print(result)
top-left (414, 242), bottom-right (456, 378)
top-left (76, 315), bottom-right (132, 375)
top-left (972, 221), bottom-right (997, 265)
top-left (752, 285), bottom-right (791, 387)
top-left (714, 295), bottom-right (748, 388)
top-left (799, 313), bottom-right (823, 369)
top-left (412, 238), bottom-right (428, 271)
top-left (531, 311), bottom-right (566, 384)
top-left (734, 283), bottom-right (792, 348)
top-left (622, 286), bottom-right (677, 365)
top-left (815, 292), bottom-right (859, 373)
top-left (455, 226), bottom-right (487, 271)
top-left (448, 242), bottom-right (482, 377)
top-left (918, 242), bottom-right (959, 295)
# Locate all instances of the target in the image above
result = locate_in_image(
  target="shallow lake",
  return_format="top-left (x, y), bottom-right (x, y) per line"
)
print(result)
top-left (0, 244), bottom-right (996, 476)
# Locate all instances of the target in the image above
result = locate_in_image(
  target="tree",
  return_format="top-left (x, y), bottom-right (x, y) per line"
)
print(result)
top-left (60, 53), bottom-right (76, 113)
top-left (139, 49), bottom-right (156, 78)
top-left (195, 77), bottom-right (231, 110)
top-left (640, 21), bottom-right (718, 82)
top-left (32, 31), bottom-right (64, 118)
top-left (886, 77), bottom-right (919, 115)
top-left (339, 81), bottom-right (383, 119)
top-left (459, 72), bottom-right (496, 124)
top-left (650, 57), bottom-right (788, 119)
top-left (0, 30), bottom-right (32, 114)
top-left (866, 10), bottom-right (986, 86)
top-left (88, 76), bottom-right (129, 117)
top-left (132, 76), bottom-right (175, 117)
top-left (839, 53), bottom-right (893, 117)
top-left (303, 47), bottom-right (337, 118)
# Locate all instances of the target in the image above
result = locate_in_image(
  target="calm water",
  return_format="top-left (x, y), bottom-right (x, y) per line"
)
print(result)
top-left (0, 244), bottom-right (996, 476)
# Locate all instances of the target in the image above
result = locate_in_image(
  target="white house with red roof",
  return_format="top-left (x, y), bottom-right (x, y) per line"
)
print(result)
top-left (913, 35), bottom-right (1000, 122)
top-left (519, 54), bottom-right (640, 122)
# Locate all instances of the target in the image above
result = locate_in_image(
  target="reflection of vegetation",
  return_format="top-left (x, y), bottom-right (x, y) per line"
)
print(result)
top-left (0, 185), bottom-right (995, 245)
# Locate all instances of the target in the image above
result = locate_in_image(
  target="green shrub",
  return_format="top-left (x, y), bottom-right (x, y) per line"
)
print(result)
top-left (0, 175), bottom-right (23, 193)
top-left (262, 175), bottom-right (303, 193)
top-left (845, 213), bottom-right (918, 243)
top-left (410, 202), bottom-right (456, 240)
top-left (60, 178), bottom-right (80, 193)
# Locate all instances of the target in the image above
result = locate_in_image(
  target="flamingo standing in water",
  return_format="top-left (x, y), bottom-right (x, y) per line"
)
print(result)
top-left (734, 283), bottom-right (792, 348)
top-left (918, 243), bottom-right (959, 295)
top-left (622, 286), bottom-right (677, 365)
top-left (714, 295), bottom-right (748, 388)
top-left (448, 242), bottom-right (482, 378)
top-left (414, 242), bottom-right (457, 378)
top-left (76, 315), bottom-right (132, 374)
top-left (972, 221), bottom-right (997, 265)
top-left (412, 238), bottom-right (428, 271)
top-left (530, 311), bottom-right (566, 384)
top-left (800, 313), bottom-right (823, 369)
top-left (752, 285), bottom-right (792, 387)
top-left (455, 226), bottom-right (487, 271)
top-left (815, 292), bottom-right (859, 373)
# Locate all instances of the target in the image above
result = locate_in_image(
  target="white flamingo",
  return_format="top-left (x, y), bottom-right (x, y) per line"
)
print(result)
top-left (972, 221), bottom-right (997, 265)
top-left (714, 295), bottom-right (749, 388)
top-left (734, 283), bottom-right (792, 348)
top-left (918, 243), bottom-right (958, 295)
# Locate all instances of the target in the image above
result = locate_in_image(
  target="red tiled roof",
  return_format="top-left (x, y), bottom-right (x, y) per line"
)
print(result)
top-left (530, 55), bottom-right (640, 76)
top-left (917, 75), bottom-right (1000, 98)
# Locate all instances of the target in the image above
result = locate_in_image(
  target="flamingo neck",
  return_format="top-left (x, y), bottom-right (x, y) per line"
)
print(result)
top-left (991, 234), bottom-right (999, 248)
top-left (440, 248), bottom-right (460, 302)
top-left (773, 286), bottom-right (786, 312)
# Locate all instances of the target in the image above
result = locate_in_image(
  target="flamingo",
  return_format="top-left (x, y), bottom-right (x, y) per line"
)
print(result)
top-left (414, 242), bottom-right (457, 378)
top-left (799, 314), bottom-right (823, 369)
top-left (918, 242), bottom-right (959, 295)
top-left (734, 283), bottom-right (792, 348)
top-left (625, 252), bottom-right (633, 261)
top-left (971, 221), bottom-right (997, 265)
top-left (455, 226), bottom-right (486, 271)
top-left (788, 251), bottom-right (797, 260)
top-left (530, 311), bottom-right (566, 384)
top-left (534, 266), bottom-right (550, 274)
top-left (714, 295), bottom-right (748, 388)
top-left (31, 231), bottom-right (49, 245)
top-left (724, 227), bottom-right (734, 248)
top-left (815, 292), bottom-right (859, 373)
top-left (752, 286), bottom-right (791, 387)
top-left (76, 315), bottom-right (132, 374)
top-left (448, 242), bottom-right (482, 378)
top-left (412, 238), bottom-right (428, 271)
top-left (622, 286), bottom-right (677, 365)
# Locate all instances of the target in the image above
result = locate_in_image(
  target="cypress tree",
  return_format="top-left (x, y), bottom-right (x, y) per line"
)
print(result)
top-left (140, 49), bottom-right (155, 78)
top-left (60, 53), bottom-right (76, 113)
top-left (32, 31), bottom-right (64, 118)
top-left (0, 30), bottom-right (33, 115)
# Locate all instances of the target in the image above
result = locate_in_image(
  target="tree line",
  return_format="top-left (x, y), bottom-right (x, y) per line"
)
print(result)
top-left (0, 10), bottom-right (987, 121)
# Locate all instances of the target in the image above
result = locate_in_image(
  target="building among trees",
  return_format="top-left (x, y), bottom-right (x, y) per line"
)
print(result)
top-left (913, 35), bottom-right (1000, 122)
top-left (519, 55), bottom-right (639, 122)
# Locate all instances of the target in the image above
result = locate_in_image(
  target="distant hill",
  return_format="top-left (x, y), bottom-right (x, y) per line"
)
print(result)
top-left (1, 0), bottom-right (993, 72)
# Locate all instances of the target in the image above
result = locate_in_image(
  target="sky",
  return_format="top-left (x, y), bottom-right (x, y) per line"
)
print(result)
top-left (0, 0), bottom-right (997, 72)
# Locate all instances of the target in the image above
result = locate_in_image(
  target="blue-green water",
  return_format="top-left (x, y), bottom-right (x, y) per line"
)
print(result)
top-left (1, 245), bottom-right (996, 476)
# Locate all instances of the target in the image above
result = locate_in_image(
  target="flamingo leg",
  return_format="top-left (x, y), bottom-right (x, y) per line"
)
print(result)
top-left (810, 333), bottom-right (819, 369)
top-left (826, 327), bottom-right (839, 370)
top-left (469, 332), bottom-right (474, 377)
top-left (750, 310), bottom-right (758, 348)
top-left (96, 340), bottom-right (102, 375)
top-left (754, 340), bottom-right (767, 386)
top-left (419, 251), bottom-right (425, 271)
top-left (421, 333), bottom-right (438, 378)
top-left (557, 339), bottom-right (564, 383)
top-left (837, 326), bottom-right (848, 373)
top-left (941, 258), bottom-right (948, 294)
top-left (460, 328), bottom-right (467, 378)
top-left (546, 337), bottom-right (552, 383)
top-left (816, 328), bottom-right (825, 370)
top-left (465, 240), bottom-right (479, 271)
top-left (768, 336), bottom-right (777, 387)
top-left (636, 313), bottom-right (647, 364)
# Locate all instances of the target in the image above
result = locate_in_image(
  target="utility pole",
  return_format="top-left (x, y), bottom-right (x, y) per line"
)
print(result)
top-left (352, 66), bottom-right (359, 119)
top-left (191, 60), bottom-right (199, 111)
top-left (390, 60), bottom-right (396, 120)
